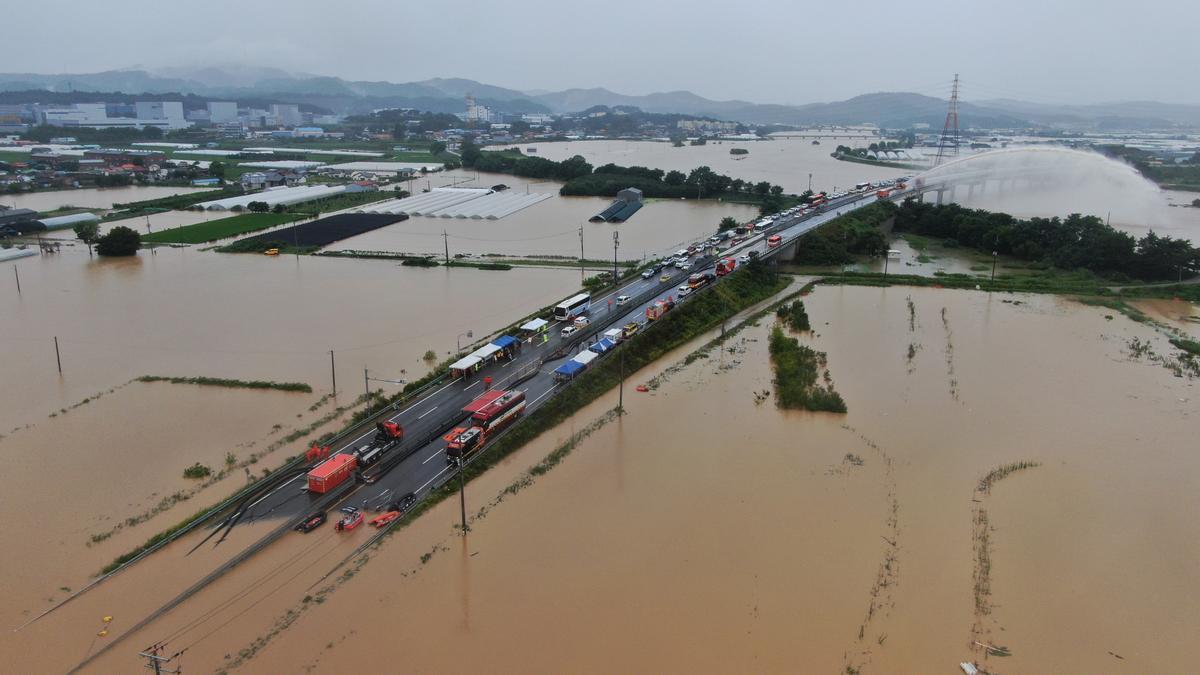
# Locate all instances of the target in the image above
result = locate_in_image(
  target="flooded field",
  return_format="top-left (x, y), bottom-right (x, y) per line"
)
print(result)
top-left (328, 193), bottom-right (759, 261)
top-left (512, 137), bottom-right (907, 195)
top-left (1, 247), bottom-right (580, 437)
top-left (0, 382), bottom-right (337, 631)
top-left (0, 184), bottom-right (210, 212)
top-left (38, 283), bottom-right (1194, 674)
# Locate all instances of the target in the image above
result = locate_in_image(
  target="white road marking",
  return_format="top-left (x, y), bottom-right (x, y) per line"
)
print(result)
top-left (421, 448), bottom-right (444, 464)
top-left (392, 380), bottom-right (456, 419)
top-left (464, 381), bottom-right (482, 390)
top-left (416, 405), bottom-right (438, 420)
top-left (418, 465), bottom-right (452, 492)
top-left (529, 387), bottom-right (556, 406)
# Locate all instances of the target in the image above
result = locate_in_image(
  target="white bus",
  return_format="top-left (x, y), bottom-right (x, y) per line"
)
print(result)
top-left (553, 293), bottom-right (591, 321)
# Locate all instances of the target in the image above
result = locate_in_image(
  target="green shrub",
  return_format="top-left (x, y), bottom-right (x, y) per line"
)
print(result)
top-left (183, 463), bottom-right (212, 479)
top-left (768, 325), bottom-right (846, 412)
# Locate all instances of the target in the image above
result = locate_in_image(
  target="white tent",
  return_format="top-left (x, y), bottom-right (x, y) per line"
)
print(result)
top-left (570, 350), bottom-right (598, 366)
top-left (520, 318), bottom-right (548, 332)
top-left (469, 344), bottom-right (502, 361)
top-left (448, 355), bottom-right (482, 372)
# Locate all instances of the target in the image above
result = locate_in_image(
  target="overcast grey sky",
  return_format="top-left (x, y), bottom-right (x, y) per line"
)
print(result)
top-left (3, 0), bottom-right (1197, 104)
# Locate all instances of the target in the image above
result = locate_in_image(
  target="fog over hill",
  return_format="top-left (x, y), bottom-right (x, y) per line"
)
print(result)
top-left (1, 67), bottom-right (1197, 130)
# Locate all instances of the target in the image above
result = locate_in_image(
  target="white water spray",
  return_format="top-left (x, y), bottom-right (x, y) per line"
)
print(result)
top-left (916, 147), bottom-right (1170, 230)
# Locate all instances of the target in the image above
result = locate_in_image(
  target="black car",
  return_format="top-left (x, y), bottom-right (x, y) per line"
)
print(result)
top-left (387, 492), bottom-right (418, 514)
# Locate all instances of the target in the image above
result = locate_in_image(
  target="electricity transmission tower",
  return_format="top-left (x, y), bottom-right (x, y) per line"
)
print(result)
top-left (933, 74), bottom-right (960, 167)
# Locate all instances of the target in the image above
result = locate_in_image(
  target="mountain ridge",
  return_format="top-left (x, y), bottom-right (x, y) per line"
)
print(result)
top-left (0, 68), bottom-right (1193, 129)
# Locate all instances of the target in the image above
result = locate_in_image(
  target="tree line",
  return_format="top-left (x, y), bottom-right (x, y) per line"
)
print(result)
top-left (894, 199), bottom-right (1198, 281)
top-left (460, 141), bottom-right (789, 210)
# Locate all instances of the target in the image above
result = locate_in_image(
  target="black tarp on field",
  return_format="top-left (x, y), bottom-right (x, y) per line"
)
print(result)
top-left (234, 213), bottom-right (407, 249)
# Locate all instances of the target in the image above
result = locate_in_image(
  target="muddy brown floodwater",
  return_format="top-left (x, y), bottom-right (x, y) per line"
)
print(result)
top-left (40, 283), bottom-right (1193, 674)
top-left (0, 247), bottom-right (580, 435)
top-left (0, 185), bottom-right (211, 212)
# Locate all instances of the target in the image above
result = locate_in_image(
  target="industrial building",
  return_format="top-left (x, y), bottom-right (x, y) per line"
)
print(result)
top-left (36, 101), bottom-right (190, 130)
top-left (207, 101), bottom-right (238, 124)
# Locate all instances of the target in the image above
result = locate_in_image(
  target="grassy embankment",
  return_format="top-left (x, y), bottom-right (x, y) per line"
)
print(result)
top-left (136, 375), bottom-right (312, 393)
top-left (141, 213), bottom-right (306, 244)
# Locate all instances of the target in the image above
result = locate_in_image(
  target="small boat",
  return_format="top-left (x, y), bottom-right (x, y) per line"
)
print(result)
top-left (264, 248), bottom-right (280, 256)
top-left (335, 507), bottom-right (364, 531)
top-left (371, 511), bottom-right (400, 528)
top-left (295, 511), bottom-right (326, 533)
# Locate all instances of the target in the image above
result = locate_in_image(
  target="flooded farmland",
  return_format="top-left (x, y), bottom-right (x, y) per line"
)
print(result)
top-left (513, 137), bottom-right (908, 195)
top-left (40, 283), bottom-right (1194, 674)
top-left (328, 192), bottom-right (760, 262)
top-left (0, 184), bottom-right (211, 212)
top-left (0, 247), bottom-right (580, 436)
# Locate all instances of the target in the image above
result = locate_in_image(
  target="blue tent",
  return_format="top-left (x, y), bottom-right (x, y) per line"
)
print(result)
top-left (589, 338), bottom-right (616, 354)
top-left (552, 361), bottom-right (586, 380)
top-left (491, 335), bottom-right (519, 349)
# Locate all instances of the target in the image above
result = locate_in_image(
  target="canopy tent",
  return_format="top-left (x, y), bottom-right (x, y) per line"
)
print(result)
top-left (448, 355), bottom-right (482, 374)
top-left (552, 361), bottom-right (586, 380)
top-left (491, 335), bottom-right (519, 349)
top-left (589, 338), bottom-right (616, 354)
top-left (570, 350), bottom-right (599, 366)
top-left (520, 318), bottom-right (548, 332)
top-left (469, 343), bottom-right (502, 361)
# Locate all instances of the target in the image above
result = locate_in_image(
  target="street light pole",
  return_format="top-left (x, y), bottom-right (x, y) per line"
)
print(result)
top-left (457, 330), bottom-right (473, 353)
top-left (612, 231), bottom-right (619, 286)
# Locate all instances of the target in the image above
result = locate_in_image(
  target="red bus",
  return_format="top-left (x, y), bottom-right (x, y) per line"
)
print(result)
top-left (471, 389), bottom-right (526, 431)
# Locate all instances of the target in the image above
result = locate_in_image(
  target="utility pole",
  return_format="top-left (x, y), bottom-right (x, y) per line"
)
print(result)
top-left (443, 230), bottom-right (450, 264)
top-left (612, 231), bottom-right (619, 286)
top-left (138, 643), bottom-right (182, 674)
top-left (13, 266), bottom-right (19, 295)
top-left (618, 345), bottom-right (625, 414)
top-left (364, 368), bottom-right (370, 408)
top-left (329, 350), bottom-right (337, 394)
top-left (808, 173), bottom-right (813, 193)
top-left (579, 225), bottom-right (585, 277)
top-left (54, 336), bottom-right (62, 374)
top-left (457, 457), bottom-right (468, 534)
